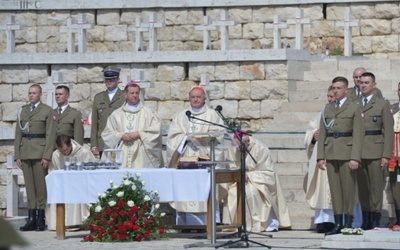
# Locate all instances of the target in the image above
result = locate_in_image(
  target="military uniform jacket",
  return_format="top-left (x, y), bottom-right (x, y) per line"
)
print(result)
top-left (317, 98), bottom-right (365, 162)
top-left (90, 88), bottom-right (124, 151)
top-left (53, 105), bottom-right (84, 145)
top-left (14, 102), bottom-right (56, 160)
top-left (391, 102), bottom-right (399, 115)
top-left (347, 86), bottom-right (383, 101)
top-left (356, 95), bottom-right (393, 159)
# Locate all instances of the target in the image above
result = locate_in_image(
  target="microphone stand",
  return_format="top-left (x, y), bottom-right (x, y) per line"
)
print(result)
top-left (213, 108), bottom-right (272, 249)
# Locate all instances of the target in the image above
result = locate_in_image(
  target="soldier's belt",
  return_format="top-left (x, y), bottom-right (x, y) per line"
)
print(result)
top-left (22, 134), bottom-right (45, 139)
top-left (327, 132), bottom-right (353, 138)
top-left (365, 130), bottom-right (382, 136)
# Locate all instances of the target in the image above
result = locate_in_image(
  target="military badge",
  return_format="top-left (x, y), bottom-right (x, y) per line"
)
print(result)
top-left (372, 116), bottom-right (378, 122)
top-left (52, 115), bottom-right (57, 121)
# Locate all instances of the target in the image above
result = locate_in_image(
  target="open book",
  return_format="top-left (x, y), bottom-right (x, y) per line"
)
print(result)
top-left (177, 155), bottom-right (210, 169)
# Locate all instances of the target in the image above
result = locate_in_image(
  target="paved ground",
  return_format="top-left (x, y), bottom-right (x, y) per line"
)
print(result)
top-left (10, 229), bottom-right (325, 250)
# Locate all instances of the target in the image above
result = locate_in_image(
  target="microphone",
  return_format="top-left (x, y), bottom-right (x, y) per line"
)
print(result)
top-left (186, 110), bottom-right (192, 120)
top-left (215, 105), bottom-right (223, 112)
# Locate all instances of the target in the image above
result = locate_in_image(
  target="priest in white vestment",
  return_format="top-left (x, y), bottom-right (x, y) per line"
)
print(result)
top-left (101, 82), bottom-right (164, 168)
top-left (166, 86), bottom-right (226, 227)
top-left (222, 132), bottom-right (291, 232)
top-left (46, 135), bottom-right (96, 230)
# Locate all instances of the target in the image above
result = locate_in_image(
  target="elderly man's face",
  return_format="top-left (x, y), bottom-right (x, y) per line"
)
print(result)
top-left (189, 89), bottom-right (206, 109)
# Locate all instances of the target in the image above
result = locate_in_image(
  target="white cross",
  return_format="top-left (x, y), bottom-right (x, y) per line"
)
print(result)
top-left (128, 17), bottom-right (149, 51)
top-left (42, 72), bottom-right (74, 108)
top-left (125, 70), bottom-right (154, 102)
top-left (0, 15), bottom-right (24, 53)
top-left (287, 9), bottom-right (312, 50)
top-left (195, 16), bottom-right (216, 51)
top-left (140, 12), bottom-right (165, 51)
top-left (60, 13), bottom-right (93, 53)
top-left (212, 10), bottom-right (235, 51)
top-left (336, 9), bottom-right (360, 56)
top-left (199, 74), bottom-right (220, 108)
top-left (265, 15), bottom-right (288, 49)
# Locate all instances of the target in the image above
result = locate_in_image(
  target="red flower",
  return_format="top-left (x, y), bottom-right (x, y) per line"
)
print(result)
top-left (118, 200), bottom-right (125, 208)
top-left (158, 227), bottom-right (165, 234)
top-left (130, 205), bottom-right (139, 213)
top-left (119, 210), bottom-right (127, 217)
top-left (132, 224), bottom-right (140, 231)
top-left (143, 230), bottom-right (150, 238)
top-left (97, 233), bottom-right (103, 240)
top-left (144, 220), bottom-right (150, 228)
top-left (124, 221), bottom-right (133, 230)
top-left (118, 224), bottom-right (127, 234)
top-left (130, 216), bottom-right (137, 223)
top-left (96, 215), bottom-right (102, 221)
top-left (135, 235), bottom-right (142, 242)
top-left (101, 219), bottom-right (107, 226)
top-left (108, 228), bottom-right (115, 234)
top-left (109, 220), bottom-right (116, 226)
top-left (88, 235), bottom-right (94, 242)
top-left (148, 215), bottom-right (154, 221)
top-left (111, 233), bottom-right (118, 241)
top-left (119, 233), bottom-right (127, 241)
top-left (142, 204), bottom-right (149, 211)
top-left (92, 225), bottom-right (99, 233)
top-left (139, 213), bottom-right (145, 218)
top-left (111, 213), bottom-right (119, 219)
top-left (104, 208), bottom-right (112, 215)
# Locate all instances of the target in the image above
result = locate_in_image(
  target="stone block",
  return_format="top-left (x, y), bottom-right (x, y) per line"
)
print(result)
top-left (0, 85), bottom-right (12, 103)
top-left (215, 62), bottom-right (239, 81)
top-left (310, 20), bottom-right (335, 38)
top-left (228, 24), bottom-right (242, 40)
top-left (275, 162), bottom-right (307, 176)
top-left (145, 81), bottom-right (171, 101)
top-left (229, 7), bottom-right (252, 24)
top-left (131, 64), bottom-right (157, 83)
top-left (156, 63), bottom-right (185, 82)
top-left (158, 41), bottom-right (184, 51)
top-left (18, 26), bottom-right (37, 44)
top-left (165, 9), bottom-right (188, 25)
top-left (170, 81), bottom-right (196, 100)
top-left (239, 62), bottom-right (265, 80)
top-left (87, 26), bottom-right (105, 42)
top-left (0, 186), bottom-right (6, 208)
top-left (104, 25), bottom-right (127, 42)
top-left (77, 66), bottom-right (104, 83)
top-left (260, 100), bottom-right (286, 119)
top-left (37, 42), bottom-right (66, 53)
top-left (37, 10), bottom-right (69, 26)
top-left (276, 149), bottom-right (308, 163)
top-left (2, 66), bottom-right (29, 84)
top-left (70, 84), bottom-right (91, 102)
top-left (288, 60), bottom-right (310, 81)
top-left (158, 100), bottom-right (184, 120)
top-left (265, 62), bottom-right (288, 80)
top-left (12, 85), bottom-right (29, 102)
top-left (252, 7), bottom-right (274, 23)
top-left (0, 143), bottom-right (14, 163)
top-left (97, 10), bottom-right (120, 25)
top-left (208, 81), bottom-right (224, 100)
top-left (243, 23), bottom-right (264, 39)
top-left (90, 83), bottom-right (105, 100)
top-left (143, 100), bottom-right (157, 112)
top-left (52, 65), bottom-right (78, 83)
top-left (326, 4), bottom-right (348, 20)
top-left (372, 35), bottom-right (399, 53)
top-left (172, 25), bottom-right (195, 41)
top-left (230, 39), bottom-right (252, 50)
top-left (15, 44), bottom-right (37, 53)
top-left (376, 3), bottom-right (400, 19)
top-left (250, 80), bottom-right (288, 100)
top-left (225, 80), bottom-right (250, 100)
top-left (1, 102), bottom-right (23, 122)
top-left (182, 41), bottom-right (203, 51)
top-left (28, 65), bottom-right (48, 84)
top-left (37, 26), bottom-right (59, 43)
top-left (303, 4), bottom-right (324, 20)
top-left (142, 10), bottom-right (165, 25)
top-left (209, 99), bottom-right (238, 118)
top-left (353, 36), bottom-right (373, 54)
top-left (187, 10), bottom-right (203, 25)
top-left (157, 26), bottom-right (174, 41)
top-left (238, 100), bottom-right (259, 119)
top-left (361, 19), bottom-right (392, 36)
top-left (350, 3), bottom-right (376, 19)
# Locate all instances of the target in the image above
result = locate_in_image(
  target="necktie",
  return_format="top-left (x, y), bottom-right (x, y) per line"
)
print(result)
top-left (58, 107), bottom-right (62, 114)
top-left (30, 104), bottom-right (35, 112)
top-left (335, 100), bottom-right (340, 110)
top-left (364, 98), bottom-right (368, 107)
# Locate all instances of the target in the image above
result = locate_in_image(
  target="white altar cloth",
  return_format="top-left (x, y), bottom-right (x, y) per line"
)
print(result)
top-left (46, 168), bottom-right (210, 204)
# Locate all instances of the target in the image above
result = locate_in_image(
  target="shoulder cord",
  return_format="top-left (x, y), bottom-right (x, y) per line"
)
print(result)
top-left (17, 107), bottom-right (29, 133)
top-left (321, 105), bottom-right (334, 129)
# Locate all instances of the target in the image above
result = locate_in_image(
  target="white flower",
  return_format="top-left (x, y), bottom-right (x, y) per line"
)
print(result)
top-left (131, 184), bottom-right (137, 191)
top-left (155, 203), bottom-right (160, 209)
top-left (113, 184), bottom-right (120, 189)
top-left (101, 192), bottom-right (107, 198)
top-left (144, 195), bottom-right (151, 201)
top-left (135, 172), bottom-right (141, 178)
top-left (142, 181), bottom-right (146, 186)
top-left (108, 200), bottom-right (116, 207)
top-left (116, 191), bottom-right (124, 197)
top-left (122, 172), bottom-right (128, 179)
top-left (88, 204), bottom-right (92, 208)
top-left (161, 212), bottom-right (166, 217)
top-left (123, 179), bottom-right (131, 186)
top-left (95, 205), bottom-right (102, 212)
top-left (97, 192), bottom-right (101, 197)
top-left (109, 179), bottom-right (113, 184)
top-left (154, 190), bottom-right (159, 196)
top-left (127, 200), bottom-right (135, 207)
top-left (83, 216), bottom-right (88, 221)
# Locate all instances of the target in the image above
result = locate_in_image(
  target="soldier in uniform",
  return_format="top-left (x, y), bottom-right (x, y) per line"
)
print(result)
top-left (389, 82), bottom-right (400, 228)
top-left (317, 77), bottom-right (365, 235)
top-left (347, 67), bottom-right (383, 101)
top-left (90, 66), bottom-right (125, 158)
top-left (14, 84), bottom-right (56, 231)
top-left (356, 72), bottom-right (393, 230)
top-left (54, 85), bottom-right (84, 145)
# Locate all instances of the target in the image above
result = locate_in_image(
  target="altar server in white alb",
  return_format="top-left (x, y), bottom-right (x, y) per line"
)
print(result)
top-left (166, 86), bottom-right (225, 227)
top-left (46, 135), bottom-right (96, 230)
top-left (222, 130), bottom-right (291, 232)
top-left (101, 81), bottom-right (164, 168)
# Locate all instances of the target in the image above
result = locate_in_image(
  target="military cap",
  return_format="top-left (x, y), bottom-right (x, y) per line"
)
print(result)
top-left (103, 66), bottom-right (121, 79)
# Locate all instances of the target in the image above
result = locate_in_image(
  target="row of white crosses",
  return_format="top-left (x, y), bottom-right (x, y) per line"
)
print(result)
top-left (0, 9), bottom-right (360, 56)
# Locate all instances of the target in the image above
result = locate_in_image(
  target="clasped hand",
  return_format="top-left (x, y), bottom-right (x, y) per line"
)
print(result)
top-left (121, 131), bottom-right (140, 142)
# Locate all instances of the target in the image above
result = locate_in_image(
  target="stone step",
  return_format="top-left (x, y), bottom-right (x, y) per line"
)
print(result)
top-left (3, 216), bottom-right (26, 230)
top-left (281, 101), bottom-right (326, 112)
top-left (275, 162), bottom-right (308, 176)
top-left (289, 89), bottom-right (327, 102)
top-left (278, 175), bottom-right (304, 190)
top-left (254, 133), bottom-right (306, 149)
top-left (294, 80), bottom-right (331, 91)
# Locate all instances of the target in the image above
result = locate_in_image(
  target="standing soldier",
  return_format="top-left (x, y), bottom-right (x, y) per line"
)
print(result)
top-left (90, 66), bottom-right (125, 158)
top-left (317, 77), bottom-right (365, 235)
top-left (356, 72), bottom-right (393, 230)
top-left (15, 84), bottom-right (56, 231)
top-left (54, 85), bottom-right (84, 145)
